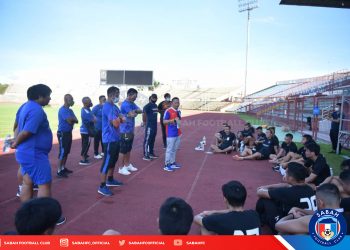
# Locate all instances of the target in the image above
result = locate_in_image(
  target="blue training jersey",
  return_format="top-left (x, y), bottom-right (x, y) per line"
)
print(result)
top-left (58, 106), bottom-right (77, 132)
top-left (102, 102), bottom-right (121, 143)
top-left (80, 107), bottom-right (94, 134)
top-left (120, 100), bottom-right (140, 133)
top-left (92, 104), bottom-right (103, 131)
top-left (15, 100), bottom-right (53, 164)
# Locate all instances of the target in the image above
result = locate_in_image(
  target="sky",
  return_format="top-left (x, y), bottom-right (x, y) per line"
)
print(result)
top-left (0, 0), bottom-right (349, 95)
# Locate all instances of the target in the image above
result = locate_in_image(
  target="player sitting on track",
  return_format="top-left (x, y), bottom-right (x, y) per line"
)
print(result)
top-left (269, 133), bottom-right (297, 163)
top-left (209, 125), bottom-right (236, 154)
top-left (194, 180), bottom-right (261, 235)
top-left (233, 128), bottom-right (278, 161)
top-left (275, 183), bottom-right (350, 235)
top-left (304, 142), bottom-right (331, 187)
top-left (158, 197), bottom-right (193, 235)
top-left (237, 123), bottom-right (255, 152)
top-left (272, 134), bottom-right (314, 173)
top-left (254, 126), bottom-right (266, 151)
top-left (319, 165), bottom-right (350, 212)
top-left (256, 162), bottom-right (316, 234)
top-left (15, 197), bottom-right (62, 235)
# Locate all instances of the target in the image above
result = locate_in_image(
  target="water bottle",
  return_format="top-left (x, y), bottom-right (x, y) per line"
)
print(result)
top-left (3, 134), bottom-right (11, 153)
top-left (240, 141), bottom-right (244, 153)
top-left (330, 167), bottom-right (334, 176)
top-left (203, 136), bottom-right (206, 145)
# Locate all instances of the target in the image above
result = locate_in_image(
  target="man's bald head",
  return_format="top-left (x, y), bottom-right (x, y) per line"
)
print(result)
top-left (64, 94), bottom-right (74, 107)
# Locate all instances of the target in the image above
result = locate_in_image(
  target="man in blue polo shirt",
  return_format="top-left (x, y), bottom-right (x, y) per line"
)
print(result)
top-left (142, 94), bottom-right (159, 161)
top-left (57, 94), bottom-right (78, 178)
top-left (80, 97), bottom-right (96, 165)
top-left (118, 88), bottom-right (142, 176)
top-left (98, 86), bottom-right (124, 196)
top-left (11, 84), bottom-right (66, 225)
top-left (92, 95), bottom-right (106, 159)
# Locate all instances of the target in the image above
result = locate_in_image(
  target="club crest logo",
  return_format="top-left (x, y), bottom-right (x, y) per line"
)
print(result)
top-left (309, 209), bottom-right (347, 246)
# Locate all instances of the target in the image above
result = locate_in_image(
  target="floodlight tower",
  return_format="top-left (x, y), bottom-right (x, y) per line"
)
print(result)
top-left (238, 0), bottom-right (258, 98)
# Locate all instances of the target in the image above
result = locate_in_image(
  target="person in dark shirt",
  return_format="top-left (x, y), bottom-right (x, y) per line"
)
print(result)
top-left (328, 103), bottom-right (345, 153)
top-left (268, 127), bottom-right (280, 154)
top-left (194, 180), bottom-right (260, 235)
top-left (241, 123), bottom-right (254, 138)
top-left (142, 94), bottom-right (159, 160)
top-left (209, 125), bottom-right (236, 153)
top-left (273, 134), bottom-right (314, 171)
top-left (275, 183), bottom-right (350, 235)
top-left (305, 143), bottom-right (331, 187)
top-left (256, 162), bottom-right (316, 233)
top-left (341, 197), bottom-right (350, 212)
top-left (270, 133), bottom-right (297, 163)
top-left (15, 197), bottom-right (62, 235)
top-left (341, 159), bottom-right (350, 171)
top-left (157, 93), bottom-right (171, 148)
top-left (233, 128), bottom-right (277, 160)
top-left (319, 167), bottom-right (350, 212)
top-left (214, 122), bottom-right (229, 145)
top-left (238, 123), bottom-right (254, 152)
top-left (254, 126), bottom-right (266, 151)
top-left (159, 197), bottom-right (193, 235)
top-left (57, 94), bottom-right (78, 178)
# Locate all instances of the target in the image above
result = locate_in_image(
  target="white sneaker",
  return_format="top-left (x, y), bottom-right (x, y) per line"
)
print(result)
top-left (195, 145), bottom-right (204, 151)
top-left (127, 164), bottom-right (138, 172)
top-left (100, 152), bottom-right (104, 157)
top-left (280, 167), bottom-right (286, 176)
top-left (94, 154), bottom-right (103, 159)
top-left (118, 166), bottom-right (131, 175)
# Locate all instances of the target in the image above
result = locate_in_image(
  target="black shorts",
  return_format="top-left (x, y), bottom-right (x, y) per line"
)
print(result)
top-left (57, 131), bottom-right (72, 159)
top-left (219, 143), bottom-right (232, 151)
top-left (120, 133), bottom-right (134, 154)
top-left (100, 142), bottom-right (120, 174)
top-left (258, 148), bottom-right (270, 160)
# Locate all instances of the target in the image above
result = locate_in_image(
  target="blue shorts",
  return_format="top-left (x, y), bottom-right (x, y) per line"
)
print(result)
top-left (20, 158), bottom-right (52, 185)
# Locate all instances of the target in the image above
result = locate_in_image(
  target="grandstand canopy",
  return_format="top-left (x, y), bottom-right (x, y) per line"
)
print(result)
top-left (280, 0), bottom-right (350, 9)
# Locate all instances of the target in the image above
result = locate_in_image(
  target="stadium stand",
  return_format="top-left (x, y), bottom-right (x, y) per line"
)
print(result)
top-left (0, 83), bottom-right (149, 110)
top-left (228, 70), bottom-right (350, 114)
top-left (153, 84), bottom-right (238, 111)
top-left (231, 70), bottom-right (350, 147)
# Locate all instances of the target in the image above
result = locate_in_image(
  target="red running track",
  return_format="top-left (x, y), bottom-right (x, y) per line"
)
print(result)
top-left (0, 113), bottom-right (281, 235)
